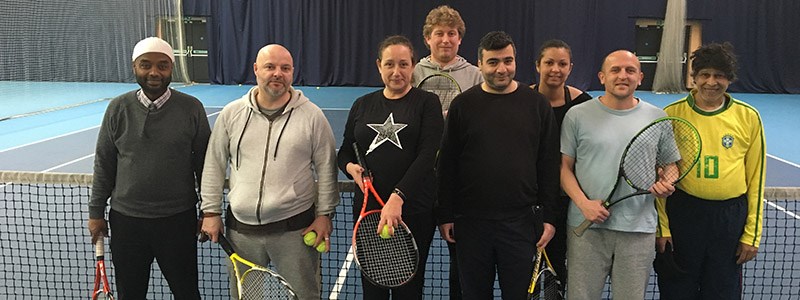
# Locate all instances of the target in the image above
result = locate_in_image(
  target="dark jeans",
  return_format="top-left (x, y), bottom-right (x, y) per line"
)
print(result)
top-left (109, 208), bottom-right (200, 300)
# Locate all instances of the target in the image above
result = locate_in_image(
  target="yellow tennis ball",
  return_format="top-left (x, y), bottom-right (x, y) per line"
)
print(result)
top-left (380, 225), bottom-right (391, 239)
top-left (316, 86), bottom-right (320, 90)
top-left (316, 242), bottom-right (327, 253)
top-left (303, 231), bottom-right (317, 246)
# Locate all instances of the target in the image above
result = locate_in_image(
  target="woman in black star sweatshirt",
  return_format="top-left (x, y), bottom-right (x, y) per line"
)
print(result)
top-left (337, 35), bottom-right (443, 299)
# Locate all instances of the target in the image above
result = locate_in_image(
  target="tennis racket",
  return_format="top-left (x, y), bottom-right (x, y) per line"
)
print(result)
top-left (217, 234), bottom-right (298, 300)
top-left (573, 116), bottom-right (701, 236)
top-left (417, 73), bottom-right (461, 117)
top-left (527, 248), bottom-right (563, 300)
top-left (92, 238), bottom-right (114, 300)
top-left (351, 142), bottom-right (419, 287)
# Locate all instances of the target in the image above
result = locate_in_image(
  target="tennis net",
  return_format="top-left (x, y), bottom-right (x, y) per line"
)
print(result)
top-left (1, 171), bottom-right (797, 299)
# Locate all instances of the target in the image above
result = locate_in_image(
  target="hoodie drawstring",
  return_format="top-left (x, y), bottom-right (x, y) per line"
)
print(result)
top-left (234, 109), bottom-right (253, 170)
top-left (272, 108), bottom-right (293, 160)
top-left (235, 92), bottom-right (296, 167)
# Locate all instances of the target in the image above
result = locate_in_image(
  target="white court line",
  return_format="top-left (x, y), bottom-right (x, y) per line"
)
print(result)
top-left (1, 111), bottom-right (224, 182)
top-left (0, 109), bottom-right (222, 186)
top-left (763, 154), bottom-right (800, 218)
top-left (0, 83), bottom-right (194, 148)
top-left (329, 245), bottom-right (355, 300)
top-left (36, 110), bottom-right (220, 172)
top-left (767, 153), bottom-right (800, 169)
top-left (0, 125), bottom-right (100, 153)
top-left (1, 110), bottom-right (222, 154)
top-left (765, 200), bottom-right (800, 220)
top-left (41, 153), bottom-right (95, 173)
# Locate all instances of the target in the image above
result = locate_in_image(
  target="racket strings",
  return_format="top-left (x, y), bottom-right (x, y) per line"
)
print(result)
top-left (529, 268), bottom-right (563, 300)
top-left (354, 213), bottom-right (418, 287)
top-left (622, 119), bottom-right (700, 190)
top-left (418, 75), bottom-right (460, 111)
top-left (528, 250), bottom-right (563, 300)
top-left (94, 293), bottom-right (113, 300)
top-left (240, 268), bottom-right (297, 299)
top-left (622, 125), bottom-right (663, 189)
top-left (670, 120), bottom-right (702, 177)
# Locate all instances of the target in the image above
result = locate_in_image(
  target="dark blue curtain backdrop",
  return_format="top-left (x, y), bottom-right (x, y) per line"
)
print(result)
top-left (184, 0), bottom-right (799, 93)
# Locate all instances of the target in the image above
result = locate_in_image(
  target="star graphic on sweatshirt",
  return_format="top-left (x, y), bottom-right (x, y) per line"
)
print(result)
top-left (366, 113), bottom-right (407, 155)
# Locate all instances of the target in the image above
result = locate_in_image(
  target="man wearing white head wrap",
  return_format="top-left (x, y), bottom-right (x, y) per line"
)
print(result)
top-left (88, 36), bottom-right (210, 299)
top-left (130, 37), bottom-right (175, 102)
top-left (131, 36), bottom-right (176, 63)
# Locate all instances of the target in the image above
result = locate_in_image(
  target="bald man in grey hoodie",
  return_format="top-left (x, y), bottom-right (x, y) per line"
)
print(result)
top-left (200, 44), bottom-right (339, 300)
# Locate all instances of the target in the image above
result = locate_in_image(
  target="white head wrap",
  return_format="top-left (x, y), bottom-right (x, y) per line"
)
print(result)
top-left (132, 37), bottom-right (175, 62)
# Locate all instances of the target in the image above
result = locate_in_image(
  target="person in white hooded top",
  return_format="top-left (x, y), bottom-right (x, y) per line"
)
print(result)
top-left (200, 44), bottom-right (339, 300)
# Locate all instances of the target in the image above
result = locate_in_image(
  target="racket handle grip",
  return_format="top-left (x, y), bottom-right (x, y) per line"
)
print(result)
top-left (95, 238), bottom-right (104, 257)
top-left (573, 219), bottom-right (593, 237)
top-left (217, 234), bottom-right (236, 256)
top-left (352, 143), bottom-right (366, 167)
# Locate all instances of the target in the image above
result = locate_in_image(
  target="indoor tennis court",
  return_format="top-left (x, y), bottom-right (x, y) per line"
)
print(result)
top-left (2, 0), bottom-right (798, 299)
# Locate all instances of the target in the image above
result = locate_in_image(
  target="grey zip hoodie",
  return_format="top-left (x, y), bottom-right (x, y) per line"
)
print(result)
top-left (201, 87), bottom-right (339, 225)
top-left (412, 55), bottom-right (483, 91)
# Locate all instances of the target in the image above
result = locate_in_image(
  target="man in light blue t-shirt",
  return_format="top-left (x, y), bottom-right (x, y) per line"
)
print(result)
top-left (560, 50), bottom-right (676, 299)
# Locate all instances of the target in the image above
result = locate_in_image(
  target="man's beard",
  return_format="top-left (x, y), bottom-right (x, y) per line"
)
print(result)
top-left (136, 75), bottom-right (172, 96)
top-left (266, 81), bottom-right (288, 97)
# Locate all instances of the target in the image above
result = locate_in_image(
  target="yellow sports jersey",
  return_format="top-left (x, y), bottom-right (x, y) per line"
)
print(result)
top-left (656, 90), bottom-right (766, 246)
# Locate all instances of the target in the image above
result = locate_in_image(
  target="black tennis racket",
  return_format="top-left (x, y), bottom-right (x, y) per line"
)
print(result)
top-left (573, 116), bottom-right (702, 236)
top-left (527, 248), bottom-right (563, 300)
top-left (417, 73), bottom-right (461, 117)
top-left (351, 142), bottom-right (419, 287)
top-left (217, 234), bottom-right (298, 300)
top-left (92, 238), bottom-right (114, 300)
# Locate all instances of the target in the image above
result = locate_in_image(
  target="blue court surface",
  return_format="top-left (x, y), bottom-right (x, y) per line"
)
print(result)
top-left (0, 82), bottom-right (798, 299)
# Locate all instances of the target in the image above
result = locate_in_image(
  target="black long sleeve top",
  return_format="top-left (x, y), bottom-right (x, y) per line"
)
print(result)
top-left (337, 88), bottom-right (444, 215)
top-left (437, 84), bottom-right (560, 224)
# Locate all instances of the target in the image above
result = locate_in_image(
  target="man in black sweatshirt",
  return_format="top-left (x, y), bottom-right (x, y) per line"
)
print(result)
top-left (87, 37), bottom-right (210, 299)
top-left (437, 31), bottom-right (560, 299)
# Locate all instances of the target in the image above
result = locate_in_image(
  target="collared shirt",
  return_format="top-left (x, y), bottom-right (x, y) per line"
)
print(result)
top-left (137, 88), bottom-right (172, 110)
